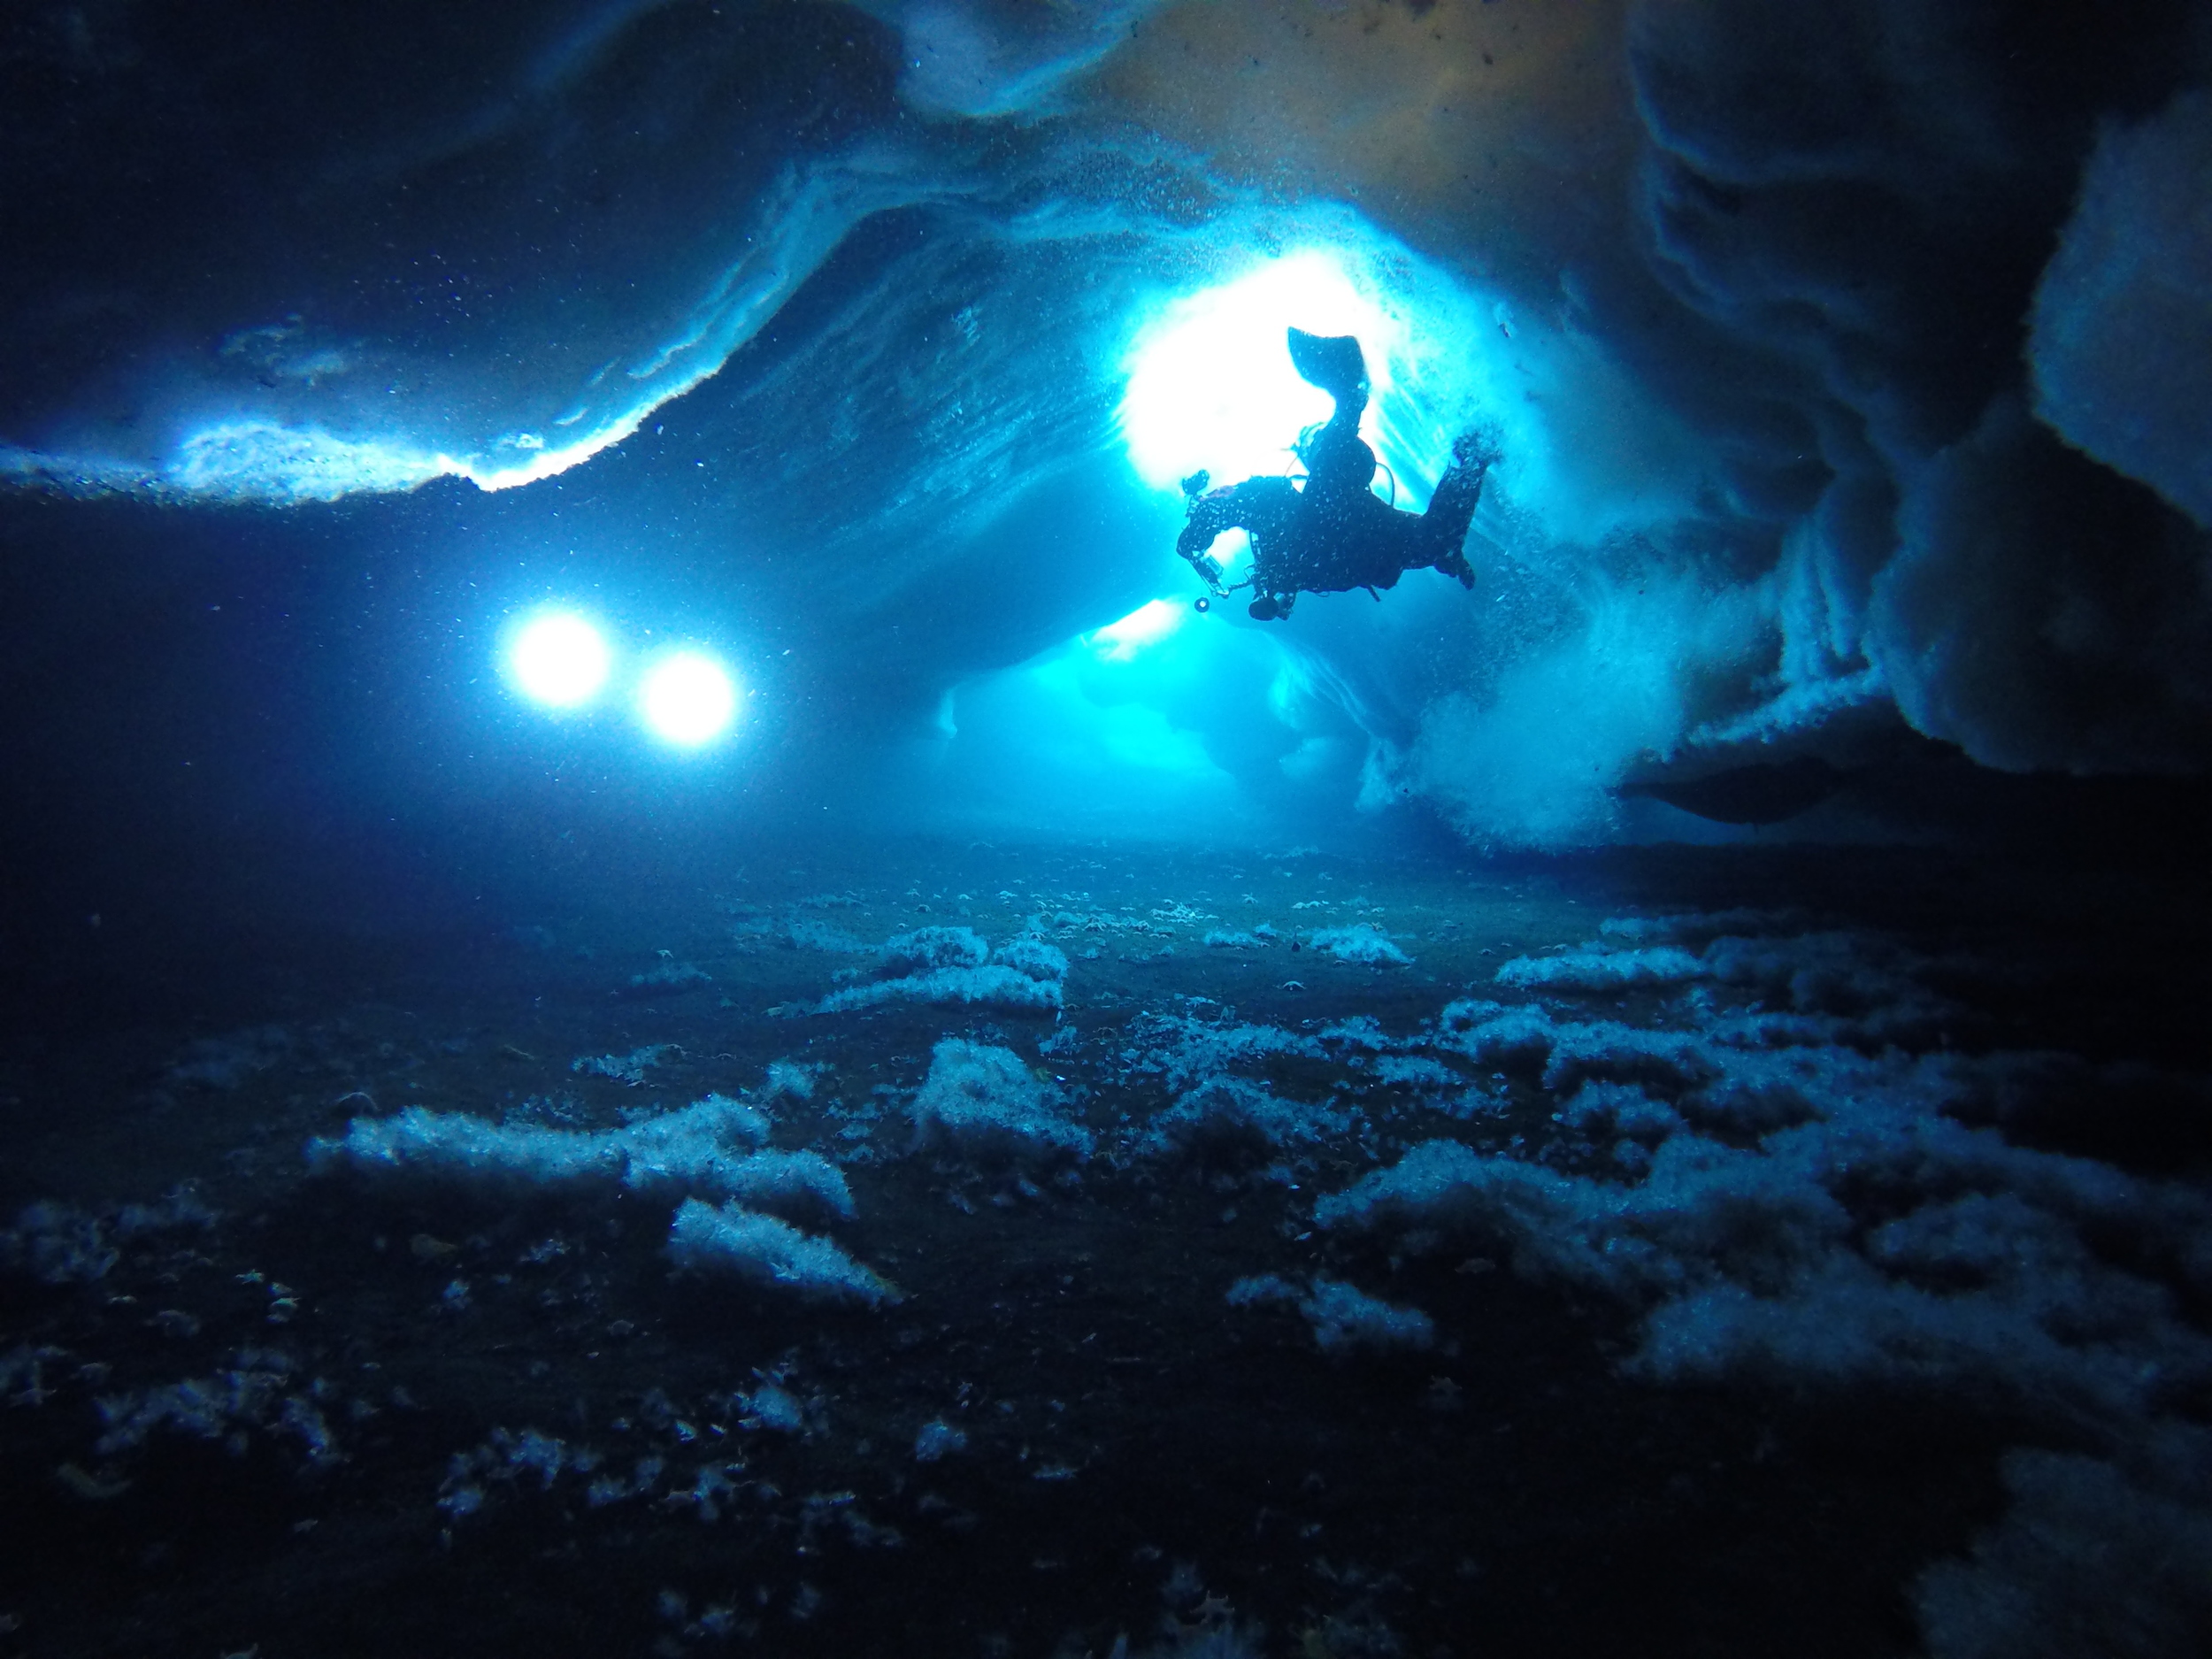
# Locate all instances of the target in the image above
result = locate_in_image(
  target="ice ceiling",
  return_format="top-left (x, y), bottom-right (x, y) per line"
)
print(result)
top-left (3, 0), bottom-right (2209, 861)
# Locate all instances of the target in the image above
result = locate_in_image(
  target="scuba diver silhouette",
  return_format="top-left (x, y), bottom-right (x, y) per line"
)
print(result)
top-left (1176, 329), bottom-right (1498, 621)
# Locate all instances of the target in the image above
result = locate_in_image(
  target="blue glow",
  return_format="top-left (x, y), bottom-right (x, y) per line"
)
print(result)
top-left (1120, 249), bottom-right (1409, 493)
top-left (507, 612), bottom-right (612, 710)
top-left (639, 652), bottom-right (739, 748)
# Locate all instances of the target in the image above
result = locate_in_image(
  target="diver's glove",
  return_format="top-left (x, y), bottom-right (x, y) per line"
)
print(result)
top-left (1453, 428), bottom-right (1505, 468)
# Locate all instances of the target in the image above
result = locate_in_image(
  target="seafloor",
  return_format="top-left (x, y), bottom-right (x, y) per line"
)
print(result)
top-left (2, 837), bottom-right (2206, 1659)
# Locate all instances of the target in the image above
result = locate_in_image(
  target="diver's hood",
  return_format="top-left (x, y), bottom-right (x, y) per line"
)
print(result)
top-left (1286, 328), bottom-right (1368, 399)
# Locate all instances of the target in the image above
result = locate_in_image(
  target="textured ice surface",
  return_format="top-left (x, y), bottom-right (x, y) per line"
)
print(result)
top-left (1122, 1013), bottom-right (1326, 1092)
top-left (1141, 1074), bottom-right (1351, 1166)
top-left (1494, 945), bottom-right (1707, 992)
top-left (1306, 925), bottom-right (1412, 965)
top-left (815, 962), bottom-right (1064, 1012)
top-left (303, 1092), bottom-right (864, 1217)
top-left (1915, 1442), bottom-right (2212, 1659)
top-left (912, 1418), bottom-right (969, 1462)
top-left (96, 1348), bottom-right (340, 1469)
top-left (908, 1039), bottom-right (1094, 1164)
top-left (665, 1199), bottom-right (898, 1307)
top-left (875, 926), bottom-right (990, 978)
top-left (991, 934), bottom-right (1071, 983)
top-left (572, 1045), bottom-right (677, 1086)
top-left (2030, 89), bottom-right (2212, 530)
top-left (11, 846), bottom-right (2208, 1656)
top-left (1227, 1272), bottom-right (1435, 1354)
top-left (1322, 1017), bottom-right (2212, 1432)
top-left (813, 926), bottom-right (1068, 1014)
top-left (1, 1190), bottom-right (217, 1285)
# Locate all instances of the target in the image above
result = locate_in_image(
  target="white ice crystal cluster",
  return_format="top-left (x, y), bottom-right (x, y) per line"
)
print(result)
top-left (1493, 944), bottom-right (1705, 992)
top-left (1120, 1011), bottom-right (1326, 1093)
top-left (308, 1067), bottom-right (898, 1309)
top-left (1226, 1273), bottom-right (1436, 1355)
top-left (0, 1188), bottom-right (218, 1285)
top-left (95, 1347), bottom-right (341, 1470)
top-left (665, 1199), bottom-right (899, 1307)
top-left (1305, 924), bottom-right (1412, 965)
top-left (908, 1038), bottom-right (1094, 1165)
top-left (1118, 1006), bottom-right (1498, 1171)
top-left (812, 926), bottom-right (1068, 1014)
top-left (1313, 922), bottom-right (2212, 1658)
top-left (571, 1043), bottom-right (677, 1086)
top-left (1140, 1074), bottom-right (1351, 1167)
top-left (912, 1418), bottom-right (969, 1462)
top-left (309, 1091), bottom-right (853, 1225)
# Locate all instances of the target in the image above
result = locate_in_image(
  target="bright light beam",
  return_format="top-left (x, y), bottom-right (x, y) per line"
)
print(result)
top-left (1119, 249), bottom-right (1408, 493)
top-left (508, 612), bottom-right (611, 709)
top-left (639, 652), bottom-right (739, 747)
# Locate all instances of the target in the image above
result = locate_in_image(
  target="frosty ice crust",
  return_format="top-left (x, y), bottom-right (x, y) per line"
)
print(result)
top-left (907, 1038), bottom-right (1095, 1166)
top-left (305, 1073), bottom-right (894, 1309)
top-left (308, 1094), bottom-right (853, 1227)
top-left (1225, 1273), bottom-right (1435, 1356)
top-left (810, 926), bottom-right (1070, 1015)
top-left (666, 1200), bottom-right (898, 1309)
top-left (202, 904), bottom-right (2208, 1654)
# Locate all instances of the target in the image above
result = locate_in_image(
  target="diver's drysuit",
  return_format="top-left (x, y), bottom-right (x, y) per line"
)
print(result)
top-left (1176, 329), bottom-right (1493, 621)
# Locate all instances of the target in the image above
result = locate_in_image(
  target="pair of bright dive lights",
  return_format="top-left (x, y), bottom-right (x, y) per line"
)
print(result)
top-left (504, 612), bottom-right (739, 748)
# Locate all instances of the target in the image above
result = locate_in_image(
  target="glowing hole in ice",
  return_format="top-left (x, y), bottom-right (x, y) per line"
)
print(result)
top-left (639, 652), bottom-right (739, 747)
top-left (1120, 249), bottom-right (1406, 493)
top-left (507, 612), bottom-right (611, 710)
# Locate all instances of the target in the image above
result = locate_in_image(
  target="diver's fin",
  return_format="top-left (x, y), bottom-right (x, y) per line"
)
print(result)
top-left (1286, 328), bottom-right (1367, 399)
